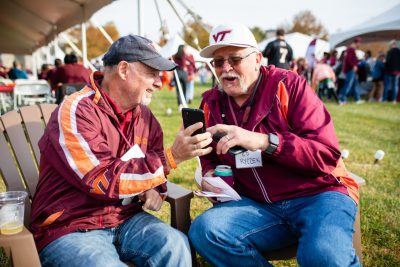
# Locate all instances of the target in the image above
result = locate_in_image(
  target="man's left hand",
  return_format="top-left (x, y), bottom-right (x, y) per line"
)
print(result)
top-left (207, 124), bottom-right (269, 154)
top-left (139, 189), bottom-right (164, 211)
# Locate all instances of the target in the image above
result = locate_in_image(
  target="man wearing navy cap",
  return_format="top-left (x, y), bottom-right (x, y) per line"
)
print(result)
top-left (30, 35), bottom-right (212, 267)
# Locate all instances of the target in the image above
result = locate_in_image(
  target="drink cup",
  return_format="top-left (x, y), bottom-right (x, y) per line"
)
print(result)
top-left (214, 165), bottom-right (234, 187)
top-left (0, 191), bottom-right (27, 235)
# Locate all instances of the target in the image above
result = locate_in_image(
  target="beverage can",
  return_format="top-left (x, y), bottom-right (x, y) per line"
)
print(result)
top-left (214, 165), bottom-right (234, 187)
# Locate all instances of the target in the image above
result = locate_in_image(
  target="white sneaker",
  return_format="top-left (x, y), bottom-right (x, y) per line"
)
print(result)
top-left (356, 100), bottom-right (365, 104)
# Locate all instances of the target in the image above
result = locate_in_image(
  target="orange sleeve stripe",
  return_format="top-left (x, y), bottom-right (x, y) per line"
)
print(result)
top-left (203, 103), bottom-right (209, 128)
top-left (119, 175), bottom-right (167, 196)
top-left (39, 210), bottom-right (65, 227)
top-left (59, 88), bottom-right (98, 177)
top-left (276, 81), bottom-right (289, 124)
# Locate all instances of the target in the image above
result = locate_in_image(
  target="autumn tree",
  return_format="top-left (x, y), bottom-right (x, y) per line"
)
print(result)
top-left (66, 22), bottom-right (120, 60)
top-left (182, 20), bottom-right (212, 49)
top-left (250, 26), bottom-right (266, 43)
top-left (288, 10), bottom-right (329, 40)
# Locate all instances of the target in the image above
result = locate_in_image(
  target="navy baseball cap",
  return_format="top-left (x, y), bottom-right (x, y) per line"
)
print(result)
top-left (102, 35), bottom-right (177, 71)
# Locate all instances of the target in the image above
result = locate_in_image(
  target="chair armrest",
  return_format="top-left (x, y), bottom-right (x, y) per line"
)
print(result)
top-left (166, 182), bottom-right (193, 234)
top-left (0, 226), bottom-right (41, 267)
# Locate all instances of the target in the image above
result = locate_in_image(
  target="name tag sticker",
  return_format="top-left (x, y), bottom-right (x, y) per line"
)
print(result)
top-left (235, 150), bottom-right (263, 169)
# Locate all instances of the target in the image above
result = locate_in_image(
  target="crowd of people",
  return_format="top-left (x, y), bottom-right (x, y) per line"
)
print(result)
top-left (267, 32), bottom-right (400, 105)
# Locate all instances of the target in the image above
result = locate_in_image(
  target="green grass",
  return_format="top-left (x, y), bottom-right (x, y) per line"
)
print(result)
top-left (149, 83), bottom-right (400, 267)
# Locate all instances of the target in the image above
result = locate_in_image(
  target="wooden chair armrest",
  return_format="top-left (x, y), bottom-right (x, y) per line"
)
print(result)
top-left (166, 182), bottom-right (193, 234)
top-left (0, 226), bottom-right (41, 267)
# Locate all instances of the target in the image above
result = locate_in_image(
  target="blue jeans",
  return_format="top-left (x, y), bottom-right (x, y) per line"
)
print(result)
top-left (40, 212), bottom-right (191, 267)
top-left (383, 74), bottom-right (399, 101)
top-left (339, 70), bottom-right (361, 102)
top-left (189, 192), bottom-right (360, 267)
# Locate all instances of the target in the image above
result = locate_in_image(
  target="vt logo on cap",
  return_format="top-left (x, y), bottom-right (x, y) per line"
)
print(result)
top-left (200, 23), bottom-right (258, 58)
top-left (212, 30), bottom-right (232, 43)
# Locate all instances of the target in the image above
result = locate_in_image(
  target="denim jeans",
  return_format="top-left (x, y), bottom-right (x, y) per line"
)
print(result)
top-left (383, 74), bottom-right (399, 101)
top-left (339, 70), bottom-right (361, 102)
top-left (40, 212), bottom-right (191, 267)
top-left (189, 191), bottom-right (360, 267)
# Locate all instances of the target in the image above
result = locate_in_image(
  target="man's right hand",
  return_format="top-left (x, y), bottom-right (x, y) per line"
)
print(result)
top-left (170, 122), bottom-right (213, 164)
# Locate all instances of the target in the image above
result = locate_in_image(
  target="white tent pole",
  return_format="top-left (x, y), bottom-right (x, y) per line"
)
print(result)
top-left (31, 50), bottom-right (38, 79)
top-left (81, 21), bottom-right (88, 68)
top-left (59, 33), bottom-right (96, 71)
top-left (173, 69), bottom-right (188, 108)
top-left (137, 0), bottom-right (143, 35)
top-left (90, 19), bottom-right (114, 45)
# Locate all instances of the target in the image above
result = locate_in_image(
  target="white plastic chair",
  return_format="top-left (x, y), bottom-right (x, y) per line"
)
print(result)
top-left (13, 79), bottom-right (51, 110)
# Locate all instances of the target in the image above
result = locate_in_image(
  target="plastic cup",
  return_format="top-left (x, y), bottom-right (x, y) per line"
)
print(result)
top-left (0, 191), bottom-right (27, 235)
top-left (214, 165), bottom-right (234, 187)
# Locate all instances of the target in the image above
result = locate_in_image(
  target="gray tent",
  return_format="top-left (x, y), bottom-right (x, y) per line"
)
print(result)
top-left (330, 4), bottom-right (400, 48)
top-left (0, 0), bottom-right (113, 54)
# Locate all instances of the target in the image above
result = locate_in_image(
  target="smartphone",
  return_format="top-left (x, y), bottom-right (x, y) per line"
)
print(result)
top-left (181, 108), bottom-right (206, 136)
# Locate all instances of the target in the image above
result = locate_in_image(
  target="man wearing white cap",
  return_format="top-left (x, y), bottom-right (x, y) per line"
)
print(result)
top-left (189, 23), bottom-right (361, 267)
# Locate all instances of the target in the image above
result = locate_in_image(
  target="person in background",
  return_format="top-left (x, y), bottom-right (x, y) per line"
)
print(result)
top-left (30, 34), bottom-right (213, 267)
top-left (262, 29), bottom-right (293, 70)
top-left (189, 23), bottom-right (360, 267)
top-left (172, 45), bottom-right (189, 110)
top-left (46, 58), bottom-right (62, 87)
top-left (38, 64), bottom-right (52, 80)
top-left (8, 61), bottom-right (28, 80)
top-left (312, 62), bottom-right (338, 103)
top-left (383, 40), bottom-right (400, 103)
top-left (0, 65), bottom-right (8, 78)
top-left (339, 37), bottom-right (364, 105)
top-left (52, 53), bottom-right (92, 104)
top-left (368, 52), bottom-right (385, 102)
top-left (184, 47), bottom-right (197, 104)
top-left (329, 50), bottom-right (338, 67)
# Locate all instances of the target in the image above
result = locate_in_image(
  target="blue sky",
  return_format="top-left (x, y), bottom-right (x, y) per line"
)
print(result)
top-left (92, 0), bottom-right (399, 41)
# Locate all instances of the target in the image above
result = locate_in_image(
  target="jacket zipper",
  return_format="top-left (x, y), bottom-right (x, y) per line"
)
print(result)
top-left (251, 168), bottom-right (272, 203)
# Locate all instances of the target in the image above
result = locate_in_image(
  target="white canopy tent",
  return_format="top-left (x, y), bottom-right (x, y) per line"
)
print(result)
top-left (330, 4), bottom-right (400, 48)
top-left (258, 32), bottom-right (330, 60)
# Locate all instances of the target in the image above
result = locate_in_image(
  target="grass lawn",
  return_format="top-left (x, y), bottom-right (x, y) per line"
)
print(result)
top-left (149, 82), bottom-right (400, 267)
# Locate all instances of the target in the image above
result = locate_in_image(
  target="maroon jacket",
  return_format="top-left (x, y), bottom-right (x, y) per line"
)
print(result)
top-left (343, 47), bottom-right (358, 73)
top-left (200, 66), bottom-right (356, 203)
top-left (30, 72), bottom-right (168, 251)
top-left (51, 63), bottom-right (92, 88)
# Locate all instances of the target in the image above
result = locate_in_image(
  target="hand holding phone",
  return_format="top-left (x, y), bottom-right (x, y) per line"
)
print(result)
top-left (212, 132), bottom-right (246, 155)
top-left (182, 108), bottom-right (206, 136)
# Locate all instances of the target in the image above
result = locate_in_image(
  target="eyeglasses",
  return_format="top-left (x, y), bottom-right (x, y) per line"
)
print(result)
top-left (210, 51), bottom-right (256, 68)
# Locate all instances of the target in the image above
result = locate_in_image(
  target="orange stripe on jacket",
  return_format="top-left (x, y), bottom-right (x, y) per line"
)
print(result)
top-left (59, 88), bottom-right (99, 177)
top-left (276, 81), bottom-right (289, 124)
top-left (119, 175), bottom-right (167, 196)
top-left (39, 210), bottom-right (65, 227)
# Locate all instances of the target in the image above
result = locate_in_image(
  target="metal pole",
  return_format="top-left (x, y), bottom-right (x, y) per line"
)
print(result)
top-left (137, 0), bottom-right (143, 35)
top-left (90, 18), bottom-right (114, 45)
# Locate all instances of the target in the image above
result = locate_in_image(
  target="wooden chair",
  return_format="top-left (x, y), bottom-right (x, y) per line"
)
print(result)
top-left (0, 104), bottom-right (194, 267)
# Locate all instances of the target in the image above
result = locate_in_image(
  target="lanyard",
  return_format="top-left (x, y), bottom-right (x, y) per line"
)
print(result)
top-left (224, 73), bottom-right (262, 127)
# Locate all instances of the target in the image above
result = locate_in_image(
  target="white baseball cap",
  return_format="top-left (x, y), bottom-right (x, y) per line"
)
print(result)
top-left (200, 23), bottom-right (258, 58)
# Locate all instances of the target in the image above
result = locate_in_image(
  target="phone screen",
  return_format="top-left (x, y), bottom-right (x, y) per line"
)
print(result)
top-left (182, 108), bottom-right (206, 136)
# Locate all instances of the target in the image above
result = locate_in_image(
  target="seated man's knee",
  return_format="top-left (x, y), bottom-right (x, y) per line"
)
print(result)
top-left (297, 239), bottom-right (357, 267)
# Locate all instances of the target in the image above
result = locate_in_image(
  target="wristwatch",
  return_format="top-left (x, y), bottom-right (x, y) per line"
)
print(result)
top-left (265, 133), bottom-right (279, 155)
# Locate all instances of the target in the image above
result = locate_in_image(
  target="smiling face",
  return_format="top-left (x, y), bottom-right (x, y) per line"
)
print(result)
top-left (105, 61), bottom-right (162, 113)
top-left (212, 46), bottom-right (262, 106)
